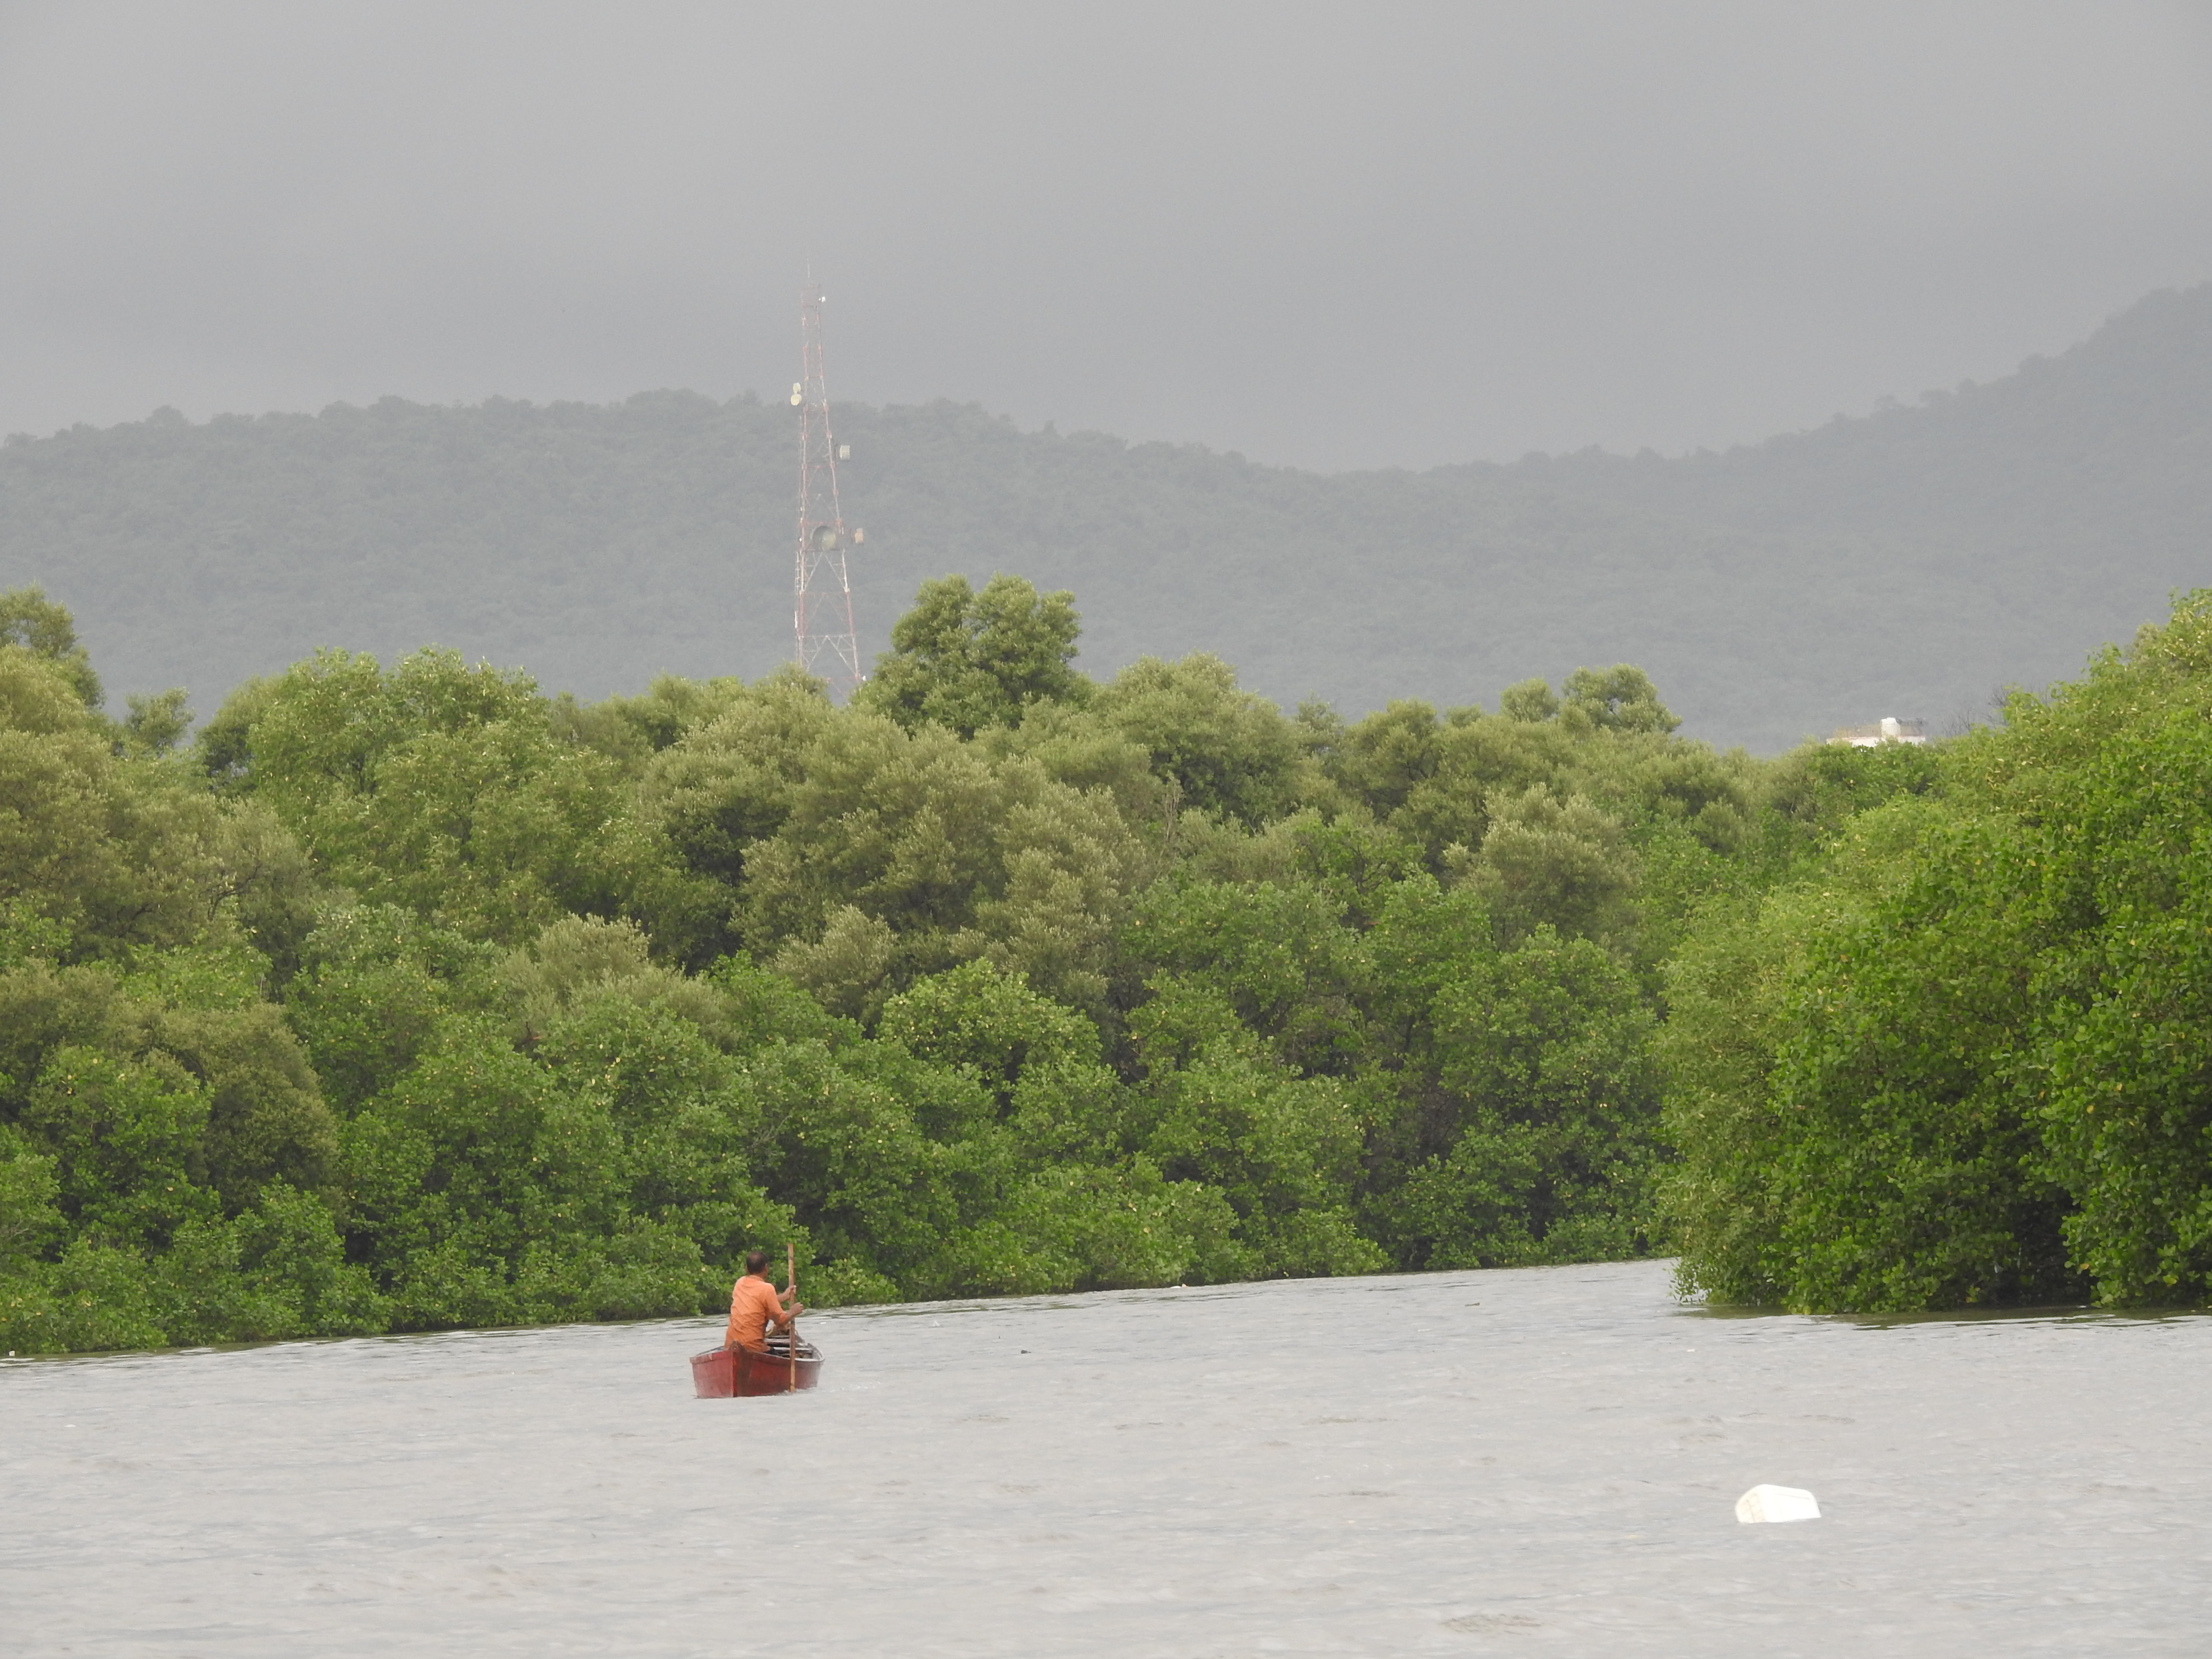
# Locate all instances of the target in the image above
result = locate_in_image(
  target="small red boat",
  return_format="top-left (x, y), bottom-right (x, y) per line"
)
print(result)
top-left (691, 1338), bottom-right (824, 1398)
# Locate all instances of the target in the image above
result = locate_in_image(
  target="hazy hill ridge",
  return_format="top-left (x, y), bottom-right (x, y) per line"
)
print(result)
top-left (4, 283), bottom-right (2207, 752)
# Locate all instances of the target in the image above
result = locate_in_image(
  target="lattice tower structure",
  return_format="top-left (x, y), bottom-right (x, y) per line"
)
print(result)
top-left (791, 278), bottom-right (862, 693)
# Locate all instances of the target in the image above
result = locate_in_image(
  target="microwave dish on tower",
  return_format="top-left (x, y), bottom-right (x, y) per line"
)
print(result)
top-left (792, 275), bottom-right (863, 693)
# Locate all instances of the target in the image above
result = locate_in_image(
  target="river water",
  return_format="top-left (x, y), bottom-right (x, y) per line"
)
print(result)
top-left (4, 1259), bottom-right (2208, 1656)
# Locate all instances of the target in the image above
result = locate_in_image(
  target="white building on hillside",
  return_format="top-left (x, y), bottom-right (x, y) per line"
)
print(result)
top-left (1831, 716), bottom-right (1929, 747)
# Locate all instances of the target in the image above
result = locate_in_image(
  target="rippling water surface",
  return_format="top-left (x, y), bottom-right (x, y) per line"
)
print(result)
top-left (6, 1259), bottom-right (2210, 1655)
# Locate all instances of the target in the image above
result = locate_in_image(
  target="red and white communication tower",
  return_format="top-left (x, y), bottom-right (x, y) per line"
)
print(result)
top-left (791, 276), bottom-right (863, 693)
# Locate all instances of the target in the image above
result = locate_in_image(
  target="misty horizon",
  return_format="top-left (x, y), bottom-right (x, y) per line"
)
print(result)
top-left (3, 2), bottom-right (2209, 472)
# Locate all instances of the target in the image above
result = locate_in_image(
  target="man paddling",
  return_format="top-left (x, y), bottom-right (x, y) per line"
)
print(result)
top-left (724, 1249), bottom-right (803, 1355)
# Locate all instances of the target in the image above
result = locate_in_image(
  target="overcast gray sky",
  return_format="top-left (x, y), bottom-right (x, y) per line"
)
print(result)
top-left (2, 0), bottom-right (2209, 471)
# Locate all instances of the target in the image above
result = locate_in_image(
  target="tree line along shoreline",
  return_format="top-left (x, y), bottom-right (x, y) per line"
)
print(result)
top-left (2, 574), bottom-right (2207, 1355)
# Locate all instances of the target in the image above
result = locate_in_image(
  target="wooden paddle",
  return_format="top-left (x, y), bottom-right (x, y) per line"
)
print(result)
top-left (785, 1241), bottom-right (798, 1394)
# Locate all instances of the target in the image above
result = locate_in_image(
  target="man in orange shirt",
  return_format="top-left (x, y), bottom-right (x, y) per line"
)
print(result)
top-left (724, 1249), bottom-right (803, 1353)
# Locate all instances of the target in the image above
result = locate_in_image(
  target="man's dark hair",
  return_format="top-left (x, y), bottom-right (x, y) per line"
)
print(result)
top-left (745, 1249), bottom-right (769, 1275)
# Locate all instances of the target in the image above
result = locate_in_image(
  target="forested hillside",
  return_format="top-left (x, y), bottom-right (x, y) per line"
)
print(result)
top-left (4, 285), bottom-right (2207, 754)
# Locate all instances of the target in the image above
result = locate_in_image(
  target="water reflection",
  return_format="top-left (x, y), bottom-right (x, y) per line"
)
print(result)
top-left (5, 1259), bottom-right (2207, 1655)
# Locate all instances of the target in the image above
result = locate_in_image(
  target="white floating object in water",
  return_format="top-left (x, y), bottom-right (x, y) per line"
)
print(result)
top-left (1736, 1484), bottom-right (1821, 1523)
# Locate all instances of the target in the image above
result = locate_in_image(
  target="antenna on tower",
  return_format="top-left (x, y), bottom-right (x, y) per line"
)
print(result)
top-left (793, 274), bottom-right (863, 695)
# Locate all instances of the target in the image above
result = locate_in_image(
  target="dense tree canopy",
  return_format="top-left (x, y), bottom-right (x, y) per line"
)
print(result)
top-left (1663, 590), bottom-right (2212, 1311)
top-left (5, 576), bottom-right (2204, 1354)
